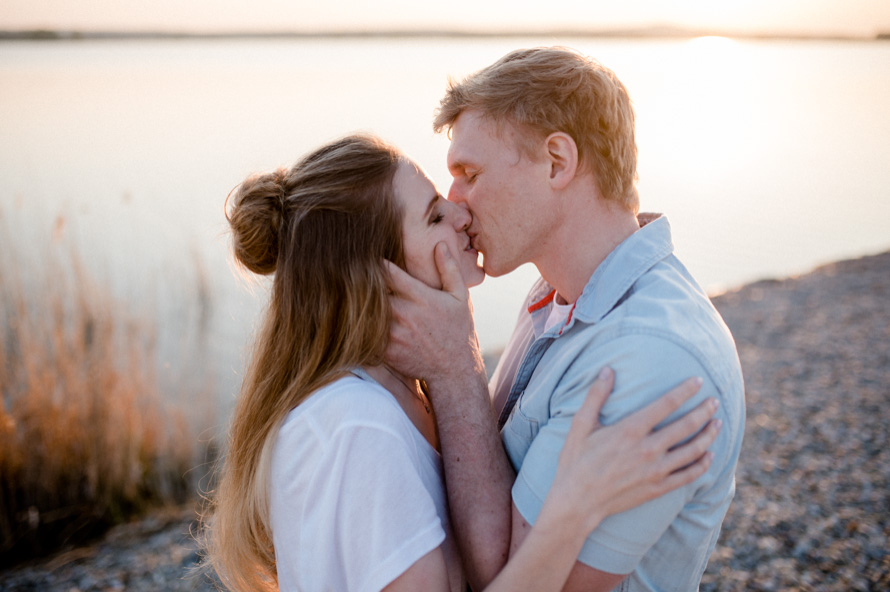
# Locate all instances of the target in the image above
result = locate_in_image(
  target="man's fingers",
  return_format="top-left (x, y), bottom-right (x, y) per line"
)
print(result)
top-left (383, 259), bottom-right (416, 296)
top-left (434, 242), bottom-right (468, 299)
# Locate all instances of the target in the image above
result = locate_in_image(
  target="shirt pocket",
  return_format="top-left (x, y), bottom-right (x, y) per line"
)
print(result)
top-left (507, 394), bottom-right (540, 445)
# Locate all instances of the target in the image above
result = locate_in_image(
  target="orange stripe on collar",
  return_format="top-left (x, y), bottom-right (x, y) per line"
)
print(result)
top-left (558, 302), bottom-right (577, 336)
top-left (528, 289), bottom-right (556, 313)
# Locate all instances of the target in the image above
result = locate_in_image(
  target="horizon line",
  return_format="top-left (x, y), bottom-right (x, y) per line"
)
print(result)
top-left (1, 26), bottom-right (887, 42)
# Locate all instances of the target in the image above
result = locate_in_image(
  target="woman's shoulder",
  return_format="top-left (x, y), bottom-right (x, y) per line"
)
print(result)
top-left (279, 374), bottom-right (409, 441)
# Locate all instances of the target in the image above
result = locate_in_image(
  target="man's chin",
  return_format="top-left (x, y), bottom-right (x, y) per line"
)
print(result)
top-left (481, 260), bottom-right (506, 278)
top-left (466, 273), bottom-right (486, 289)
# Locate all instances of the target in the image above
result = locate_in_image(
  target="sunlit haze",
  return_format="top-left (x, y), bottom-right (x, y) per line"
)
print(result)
top-left (2, 0), bottom-right (890, 37)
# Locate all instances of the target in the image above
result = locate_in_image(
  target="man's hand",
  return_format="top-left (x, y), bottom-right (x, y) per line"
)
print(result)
top-left (387, 243), bottom-right (513, 590)
top-left (384, 242), bottom-right (485, 384)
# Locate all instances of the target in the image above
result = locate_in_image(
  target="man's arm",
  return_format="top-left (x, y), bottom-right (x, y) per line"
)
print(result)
top-left (425, 360), bottom-right (517, 589)
top-left (385, 245), bottom-right (723, 591)
top-left (387, 247), bottom-right (621, 590)
top-left (385, 243), bottom-right (517, 589)
top-left (507, 336), bottom-right (726, 588)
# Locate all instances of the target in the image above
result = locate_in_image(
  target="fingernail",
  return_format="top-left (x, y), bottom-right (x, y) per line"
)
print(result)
top-left (438, 242), bottom-right (452, 258)
top-left (713, 419), bottom-right (723, 431)
top-left (693, 377), bottom-right (704, 387)
top-left (710, 398), bottom-right (720, 411)
top-left (597, 366), bottom-right (613, 380)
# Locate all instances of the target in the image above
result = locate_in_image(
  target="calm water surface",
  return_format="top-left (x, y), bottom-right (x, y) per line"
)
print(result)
top-left (2, 37), bottom-right (888, 405)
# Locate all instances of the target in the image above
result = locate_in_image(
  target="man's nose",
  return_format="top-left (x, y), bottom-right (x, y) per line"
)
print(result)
top-left (447, 181), bottom-right (465, 205)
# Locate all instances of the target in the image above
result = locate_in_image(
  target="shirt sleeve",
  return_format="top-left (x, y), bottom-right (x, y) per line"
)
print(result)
top-left (511, 334), bottom-right (728, 574)
top-left (275, 413), bottom-right (445, 592)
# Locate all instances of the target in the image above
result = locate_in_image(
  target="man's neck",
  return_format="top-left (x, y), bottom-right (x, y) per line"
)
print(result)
top-left (534, 188), bottom-right (640, 304)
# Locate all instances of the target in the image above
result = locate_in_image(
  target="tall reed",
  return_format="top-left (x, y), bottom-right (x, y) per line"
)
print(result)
top-left (0, 213), bottom-right (207, 566)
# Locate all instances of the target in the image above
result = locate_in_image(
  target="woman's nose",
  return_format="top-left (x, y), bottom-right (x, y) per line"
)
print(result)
top-left (448, 201), bottom-right (472, 231)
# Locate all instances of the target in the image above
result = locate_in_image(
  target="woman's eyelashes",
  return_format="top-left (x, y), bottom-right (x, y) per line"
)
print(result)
top-left (429, 196), bottom-right (445, 225)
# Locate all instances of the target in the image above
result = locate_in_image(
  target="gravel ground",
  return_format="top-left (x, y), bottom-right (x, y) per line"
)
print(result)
top-left (2, 251), bottom-right (888, 591)
top-left (700, 251), bottom-right (889, 591)
top-left (0, 507), bottom-right (213, 591)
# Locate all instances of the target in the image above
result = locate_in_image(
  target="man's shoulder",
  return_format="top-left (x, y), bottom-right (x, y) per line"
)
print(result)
top-left (552, 255), bottom-right (743, 403)
top-left (583, 254), bottom-right (733, 348)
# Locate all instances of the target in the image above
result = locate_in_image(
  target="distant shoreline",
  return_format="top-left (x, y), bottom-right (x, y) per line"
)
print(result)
top-left (1, 27), bottom-right (888, 43)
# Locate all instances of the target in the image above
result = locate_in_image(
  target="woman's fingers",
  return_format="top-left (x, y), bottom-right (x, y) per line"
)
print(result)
top-left (651, 415), bottom-right (721, 497)
top-left (623, 377), bottom-right (705, 436)
top-left (661, 418), bottom-right (721, 475)
top-left (651, 396), bottom-right (719, 453)
top-left (651, 447), bottom-right (715, 497)
top-left (594, 376), bottom-right (719, 498)
top-left (641, 398), bottom-right (722, 499)
top-left (553, 372), bottom-right (723, 524)
top-left (564, 367), bottom-right (614, 451)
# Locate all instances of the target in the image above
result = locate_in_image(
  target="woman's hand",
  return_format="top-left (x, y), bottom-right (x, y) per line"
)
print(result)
top-left (547, 367), bottom-right (720, 534)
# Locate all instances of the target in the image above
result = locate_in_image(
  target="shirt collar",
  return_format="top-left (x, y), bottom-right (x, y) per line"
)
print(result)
top-left (526, 215), bottom-right (675, 333)
top-left (573, 214), bottom-right (674, 324)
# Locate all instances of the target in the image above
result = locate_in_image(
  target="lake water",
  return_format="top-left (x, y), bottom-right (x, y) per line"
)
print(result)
top-left (1, 37), bottom-right (889, 405)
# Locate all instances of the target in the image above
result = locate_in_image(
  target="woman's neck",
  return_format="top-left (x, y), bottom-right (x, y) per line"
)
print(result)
top-left (363, 364), bottom-right (439, 449)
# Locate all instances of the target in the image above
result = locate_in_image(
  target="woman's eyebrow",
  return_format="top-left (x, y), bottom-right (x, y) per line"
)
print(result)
top-left (423, 194), bottom-right (441, 219)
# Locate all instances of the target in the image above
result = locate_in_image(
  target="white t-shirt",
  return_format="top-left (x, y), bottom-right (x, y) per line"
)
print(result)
top-left (269, 373), bottom-right (464, 592)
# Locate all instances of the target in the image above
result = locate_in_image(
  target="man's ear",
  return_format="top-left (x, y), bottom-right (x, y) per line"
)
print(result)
top-left (545, 132), bottom-right (578, 190)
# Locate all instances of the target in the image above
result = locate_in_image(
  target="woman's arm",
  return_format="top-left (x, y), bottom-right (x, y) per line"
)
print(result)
top-left (384, 368), bottom-right (718, 592)
top-left (383, 547), bottom-right (451, 592)
top-left (485, 368), bottom-right (718, 592)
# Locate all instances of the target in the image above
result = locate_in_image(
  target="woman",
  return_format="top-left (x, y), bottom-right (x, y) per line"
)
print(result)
top-left (204, 134), bottom-right (719, 591)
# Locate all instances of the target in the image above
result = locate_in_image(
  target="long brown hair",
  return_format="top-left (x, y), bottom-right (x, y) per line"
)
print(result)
top-left (203, 134), bottom-right (405, 591)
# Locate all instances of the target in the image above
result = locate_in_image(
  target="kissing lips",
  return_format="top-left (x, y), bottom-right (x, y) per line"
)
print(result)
top-left (466, 232), bottom-right (480, 254)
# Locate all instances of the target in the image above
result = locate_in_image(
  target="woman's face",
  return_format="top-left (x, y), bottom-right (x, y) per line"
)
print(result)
top-left (394, 159), bottom-right (485, 289)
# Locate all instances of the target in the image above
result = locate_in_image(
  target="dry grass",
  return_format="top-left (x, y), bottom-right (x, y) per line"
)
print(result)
top-left (0, 213), bottom-right (209, 567)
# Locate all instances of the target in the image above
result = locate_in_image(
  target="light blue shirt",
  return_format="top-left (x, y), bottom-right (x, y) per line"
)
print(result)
top-left (490, 216), bottom-right (745, 591)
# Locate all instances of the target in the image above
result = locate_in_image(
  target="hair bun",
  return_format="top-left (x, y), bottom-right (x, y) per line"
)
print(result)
top-left (227, 168), bottom-right (289, 275)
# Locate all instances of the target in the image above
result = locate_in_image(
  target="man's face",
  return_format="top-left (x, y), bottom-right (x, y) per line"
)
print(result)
top-left (445, 110), bottom-right (551, 277)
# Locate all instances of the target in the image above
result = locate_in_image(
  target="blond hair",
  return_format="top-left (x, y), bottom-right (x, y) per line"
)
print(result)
top-left (434, 46), bottom-right (639, 211)
top-left (202, 134), bottom-right (405, 591)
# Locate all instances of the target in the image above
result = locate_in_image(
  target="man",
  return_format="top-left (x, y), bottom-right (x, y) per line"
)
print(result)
top-left (386, 47), bottom-right (745, 591)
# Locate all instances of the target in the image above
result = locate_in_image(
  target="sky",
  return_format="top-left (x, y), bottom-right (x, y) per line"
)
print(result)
top-left (2, 0), bottom-right (890, 38)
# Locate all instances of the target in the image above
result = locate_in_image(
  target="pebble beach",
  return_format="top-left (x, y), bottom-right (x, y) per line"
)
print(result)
top-left (2, 250), bottom-right (888, 591)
